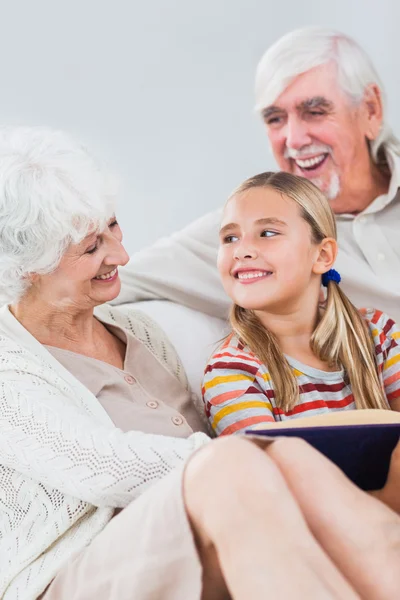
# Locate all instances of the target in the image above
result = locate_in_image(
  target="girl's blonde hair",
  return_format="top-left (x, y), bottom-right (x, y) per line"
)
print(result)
top-left (229, 171), bottom-right (389, 412)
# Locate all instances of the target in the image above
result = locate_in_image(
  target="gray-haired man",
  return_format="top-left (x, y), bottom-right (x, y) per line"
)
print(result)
top-left (117, 27), bottom-right (400, 332)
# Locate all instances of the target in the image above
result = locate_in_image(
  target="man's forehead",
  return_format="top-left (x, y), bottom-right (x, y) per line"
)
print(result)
top-left (262, 95), bottom-right (334, 118)
top-left (263, 62), bottom-right (342, 113)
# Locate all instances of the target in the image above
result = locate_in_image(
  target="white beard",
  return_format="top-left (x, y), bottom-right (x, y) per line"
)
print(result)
top-left (310, 172), bottom-right (341, 201)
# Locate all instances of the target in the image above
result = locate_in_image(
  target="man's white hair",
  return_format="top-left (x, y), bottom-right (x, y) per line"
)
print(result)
top-left (255, 26), bottom-right (400, 163)
top-left (0, 126), bottom-right (117, 305)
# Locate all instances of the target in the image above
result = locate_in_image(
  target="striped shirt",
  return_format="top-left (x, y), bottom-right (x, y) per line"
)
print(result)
top-left (202, 309), bottom-right (400, 436)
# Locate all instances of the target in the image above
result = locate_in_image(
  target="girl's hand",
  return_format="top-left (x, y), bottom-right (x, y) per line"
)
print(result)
top-left (371, 439), bottom-right (400, 514)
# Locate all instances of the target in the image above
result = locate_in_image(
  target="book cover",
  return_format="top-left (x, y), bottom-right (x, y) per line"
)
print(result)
top-left (247, 423), bottom-right (400, 490)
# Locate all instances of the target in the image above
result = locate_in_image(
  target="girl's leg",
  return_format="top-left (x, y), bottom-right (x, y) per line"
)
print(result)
top-left (265, 438), bottom-right (400, 600)
top-left (183, 437), bottom-right (358, 600)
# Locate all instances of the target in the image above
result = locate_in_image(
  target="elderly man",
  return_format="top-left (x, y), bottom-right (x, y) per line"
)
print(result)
top-left (115, 27), bottom-right (400, 390)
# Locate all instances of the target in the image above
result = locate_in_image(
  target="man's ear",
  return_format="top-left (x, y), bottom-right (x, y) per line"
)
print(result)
top-left (312, 238), bottom-right (337, 275)
top-left (363, 84), bottom-right (383, 141)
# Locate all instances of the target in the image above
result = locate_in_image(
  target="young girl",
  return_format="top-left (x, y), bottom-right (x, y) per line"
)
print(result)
top-left (202, 171), bottom-right (400, 436)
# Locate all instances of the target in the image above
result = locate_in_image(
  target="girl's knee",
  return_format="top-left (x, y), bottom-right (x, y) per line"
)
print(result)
top-left (266, 436), bottom-right (311, 463)
top-left (185, 436), bottom-right (258, 489)
top-left (183, 435), bottom-right (289, 517)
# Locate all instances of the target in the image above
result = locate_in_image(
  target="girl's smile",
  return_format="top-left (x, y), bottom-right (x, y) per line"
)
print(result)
top-left (232, 268), bottom-right (273, 284)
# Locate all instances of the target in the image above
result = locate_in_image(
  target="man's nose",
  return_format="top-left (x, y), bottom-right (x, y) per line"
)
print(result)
top-left (285, 116), bottom-right (312, 150)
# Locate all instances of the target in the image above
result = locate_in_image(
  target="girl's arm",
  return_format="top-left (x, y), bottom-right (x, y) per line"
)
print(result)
top-left (370, 440), bottom-right (400, 515)
top-left (202, 350), bottom-right (276, 435)
top-left (389, 398), bottom-right (400, 412)
top-left (366, 310), bottom-right (400, 412)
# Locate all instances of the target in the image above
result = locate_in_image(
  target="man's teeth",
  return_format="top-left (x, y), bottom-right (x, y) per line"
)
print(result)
top-left (237, 271), bottom-right (269, 280)
top-left (95, 268), bottom-right (117, 280)
top-left (295, 154), bottom-right (326, 169)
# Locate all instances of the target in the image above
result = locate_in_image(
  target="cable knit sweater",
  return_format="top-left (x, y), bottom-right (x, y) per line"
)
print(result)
top-left (0, 303), bottom-right (210, 600)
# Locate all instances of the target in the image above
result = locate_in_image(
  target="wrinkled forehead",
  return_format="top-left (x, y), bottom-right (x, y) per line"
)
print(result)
top-left (257, 62), bottom-right (344, 114)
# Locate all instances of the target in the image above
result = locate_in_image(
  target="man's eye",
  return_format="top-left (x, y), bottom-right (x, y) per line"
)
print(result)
top-left (308, 111), bottom-right (324, 117)
top-left (109, 220), bottom-right (118, 228)
top-left (223, 235), bottom-right (238, 243)
top-left (266, 116), bottom-right (283, 126)
top-left (261, 230), bottom-right (277, 238)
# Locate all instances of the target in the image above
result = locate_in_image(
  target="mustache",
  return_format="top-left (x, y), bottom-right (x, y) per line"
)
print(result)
top-left (284, 144), bottom-right (332, 160)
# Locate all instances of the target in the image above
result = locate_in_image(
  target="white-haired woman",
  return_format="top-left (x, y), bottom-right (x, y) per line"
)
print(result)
top-left (0, 127), bottom-right (399, 600)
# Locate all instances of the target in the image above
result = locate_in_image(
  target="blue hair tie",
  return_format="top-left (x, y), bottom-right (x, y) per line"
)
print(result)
top-left (321, 269), bottom-right (341, 287)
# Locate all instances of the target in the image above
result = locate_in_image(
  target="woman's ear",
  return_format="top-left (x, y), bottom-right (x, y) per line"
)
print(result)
top-left (312, 238), bottom-right (337, 275)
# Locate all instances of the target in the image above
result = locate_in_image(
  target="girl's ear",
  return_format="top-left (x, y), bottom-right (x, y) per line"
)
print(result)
top-left (312, 238), bottom-right (337, 275)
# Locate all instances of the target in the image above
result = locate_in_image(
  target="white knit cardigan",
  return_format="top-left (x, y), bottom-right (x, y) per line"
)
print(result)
top-left (0, 303), bottom-right (210, 600)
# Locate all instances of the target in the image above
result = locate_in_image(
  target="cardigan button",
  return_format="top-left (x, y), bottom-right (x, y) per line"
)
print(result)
top-left (147, 400), bottom-right (159, 409)
top-left (124, 375), bottom-right (135, 385)
top-left (171, 415), bottom-right (184, 426)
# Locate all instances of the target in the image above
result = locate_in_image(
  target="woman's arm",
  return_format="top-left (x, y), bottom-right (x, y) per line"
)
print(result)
top-left (0, 380), bottom-right (209, 508)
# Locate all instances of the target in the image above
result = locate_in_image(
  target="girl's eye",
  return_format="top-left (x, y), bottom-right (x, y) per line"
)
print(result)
top-left (223, 235), bottom-right (238, 243)
top-left (261, 230), bottom-right (278, 238)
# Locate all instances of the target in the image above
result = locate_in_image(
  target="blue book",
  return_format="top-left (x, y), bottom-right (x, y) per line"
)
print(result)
top-left (247, 423), bottom-right (400, 491)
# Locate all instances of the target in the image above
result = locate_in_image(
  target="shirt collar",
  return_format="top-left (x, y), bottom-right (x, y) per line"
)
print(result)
top-left (337, 147), bottom-right (400, 220)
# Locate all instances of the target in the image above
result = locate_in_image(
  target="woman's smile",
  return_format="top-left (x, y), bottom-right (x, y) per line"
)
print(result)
top-left (93, 267), bottom-right (119, 282)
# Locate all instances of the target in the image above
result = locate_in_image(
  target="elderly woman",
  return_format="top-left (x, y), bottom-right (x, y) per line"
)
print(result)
top-left (0, 127), bottom-right (399, 600)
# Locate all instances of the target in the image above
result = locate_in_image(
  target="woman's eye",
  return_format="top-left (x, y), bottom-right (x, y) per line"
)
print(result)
top-left (261, 230), bottom-right (277, 238)
top-left (86, 244), bottom-right (98, 254)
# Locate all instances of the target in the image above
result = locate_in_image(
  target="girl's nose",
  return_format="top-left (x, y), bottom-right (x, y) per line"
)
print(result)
top-left (234, 242), bottom-right (258, 260)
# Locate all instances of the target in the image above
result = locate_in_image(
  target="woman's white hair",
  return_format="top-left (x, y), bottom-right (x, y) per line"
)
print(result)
top-left (0, 126), bottom-right (117, 305)
top-left (255, 26), bottom-right (400, 163)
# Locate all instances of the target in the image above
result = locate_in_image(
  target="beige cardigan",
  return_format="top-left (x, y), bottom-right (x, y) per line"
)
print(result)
top-left (0, 303), bottom-right (209, 600)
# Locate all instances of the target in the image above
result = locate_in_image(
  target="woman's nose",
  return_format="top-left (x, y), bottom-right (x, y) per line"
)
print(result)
top-left (104, 238), bottom-right (130, 267)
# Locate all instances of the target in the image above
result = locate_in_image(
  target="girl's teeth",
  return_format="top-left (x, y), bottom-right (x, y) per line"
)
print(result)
top-left (238, 271), bottom-right (268, 280)
top-left (95, 268), bottom-right (117, 280)
top-left (295, 154), bottom-right (325, 169)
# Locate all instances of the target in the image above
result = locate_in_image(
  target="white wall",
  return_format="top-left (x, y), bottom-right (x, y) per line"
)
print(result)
top-left (1, 0), bottom-right (399, 254)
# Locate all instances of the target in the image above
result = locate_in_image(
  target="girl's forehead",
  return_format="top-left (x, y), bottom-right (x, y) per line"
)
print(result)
top-left (223, 187), bottom-right (299, 222)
